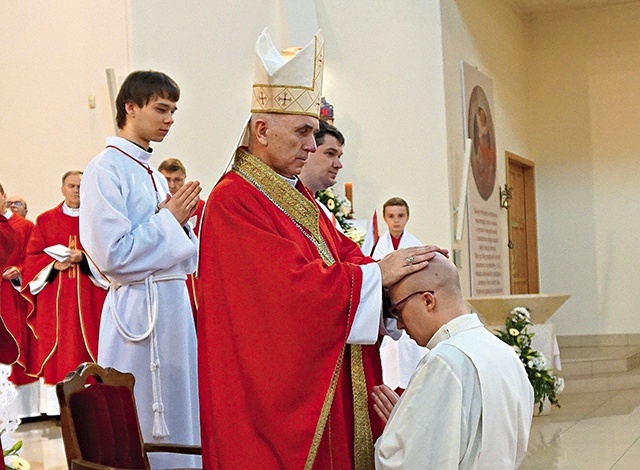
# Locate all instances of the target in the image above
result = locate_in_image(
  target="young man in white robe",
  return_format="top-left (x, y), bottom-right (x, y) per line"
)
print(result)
top-left (79, 70), bottom-right (201, 469)
top-left (372, 253), bottom-right (533, 469)
top-left (372, 197), bottom-right (428, 393)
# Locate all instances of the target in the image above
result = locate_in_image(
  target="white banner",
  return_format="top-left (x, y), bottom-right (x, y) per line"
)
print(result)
top-left (461, 62), bottom-right (504, 296)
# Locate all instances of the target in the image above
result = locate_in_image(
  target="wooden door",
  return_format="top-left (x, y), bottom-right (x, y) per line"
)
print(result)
top-left (506, 152), bottom-right (539, 294)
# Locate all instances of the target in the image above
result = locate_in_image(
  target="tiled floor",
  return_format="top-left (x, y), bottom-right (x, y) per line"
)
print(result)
top-left (522, 388), bottom-right (640, 469)
top-left (9, 388), bottom-right (640, 469)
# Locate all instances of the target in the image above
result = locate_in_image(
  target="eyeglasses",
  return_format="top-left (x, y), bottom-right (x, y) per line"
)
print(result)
top-left (5, 201), bottom-right (24, 207)
top-left (388, 290), bottom-right (434, 320)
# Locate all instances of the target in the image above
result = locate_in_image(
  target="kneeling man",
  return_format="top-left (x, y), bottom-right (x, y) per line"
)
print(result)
top-left (372, 253), bottom-right (533, 469)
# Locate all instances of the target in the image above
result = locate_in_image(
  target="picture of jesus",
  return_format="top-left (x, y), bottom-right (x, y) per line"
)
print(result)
top-left (468, 86), bottom-right (497, 201)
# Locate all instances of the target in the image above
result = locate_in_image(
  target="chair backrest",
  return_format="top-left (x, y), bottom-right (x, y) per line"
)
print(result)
top-left (56, 362), bottom-right (150, 469)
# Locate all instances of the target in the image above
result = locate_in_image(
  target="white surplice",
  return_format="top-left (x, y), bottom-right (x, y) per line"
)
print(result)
top-left (375, 314), bottom-right (534, 469)
top-left (372, 230), bottom-right (429, 389)
top-left (80, 136), bottom-right (200, 469)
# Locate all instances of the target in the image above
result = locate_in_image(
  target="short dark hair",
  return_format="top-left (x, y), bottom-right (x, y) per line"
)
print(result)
top-left (158, 158), bottom-right (187, 175)
top-left (115, 70), bottom-right (180, 129)
top-left (314, 120), bottom-right (345, 147)
top-left (62, 170), bottom-right (83, 184)
top-left (383, 197), bottom-right (410, 217)
top-left (0, 184), bottom-right (4, 196)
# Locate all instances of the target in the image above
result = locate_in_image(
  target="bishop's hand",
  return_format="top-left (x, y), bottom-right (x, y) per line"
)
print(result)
top-left (377, 245), bottom-right (449, 288)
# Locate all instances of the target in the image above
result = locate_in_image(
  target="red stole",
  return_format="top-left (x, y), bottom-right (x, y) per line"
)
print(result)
top-left (198, 150), bottom-right (382, 469)
top-left (21, 203), bottom-right (107, 384)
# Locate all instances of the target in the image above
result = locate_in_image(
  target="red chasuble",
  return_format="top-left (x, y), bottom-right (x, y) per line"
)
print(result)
top-left (0, 215), bottom-right (37, 385)
top-left (198, 150), bottom-right (383, 469)
top-left (0, 215), bottom-right (19, 365)
top-left (21, 203), bottom-right (107, 384)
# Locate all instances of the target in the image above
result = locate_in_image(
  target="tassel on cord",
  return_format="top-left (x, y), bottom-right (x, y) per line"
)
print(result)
top-left (109, 274), bottom-right (184, 440)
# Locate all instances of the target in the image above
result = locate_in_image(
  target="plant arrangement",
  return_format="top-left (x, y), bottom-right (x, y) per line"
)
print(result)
top-left (316, 189), bottom-right (365, 246)
top-left (495, 307), bottom-right (564, 413)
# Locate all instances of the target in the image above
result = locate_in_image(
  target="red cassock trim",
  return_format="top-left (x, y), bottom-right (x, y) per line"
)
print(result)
top-left (198, 172), bottom-right (382, 469)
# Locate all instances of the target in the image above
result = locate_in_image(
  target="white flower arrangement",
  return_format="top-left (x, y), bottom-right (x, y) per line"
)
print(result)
top-left (496, 307), bottom-right (563, 413)
top-left (315, 189), bottom-right (365, 246)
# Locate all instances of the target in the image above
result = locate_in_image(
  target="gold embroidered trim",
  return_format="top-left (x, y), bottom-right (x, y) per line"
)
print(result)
top-left (351, 344), bottom-right (375, 469)
top-left (304, 346), bottom-right (345, 470)
top-left (232, 148), bottom-right (334, 265)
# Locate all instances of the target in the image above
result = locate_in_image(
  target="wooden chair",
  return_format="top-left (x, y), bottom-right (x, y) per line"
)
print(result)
top-left (56, 362), bottom-right (201, 469)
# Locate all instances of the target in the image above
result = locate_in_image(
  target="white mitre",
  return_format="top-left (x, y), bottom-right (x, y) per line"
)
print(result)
top-left (251, 28), bottom-right (324, 118)
top-left (227, 28), bottom-right (325, 164)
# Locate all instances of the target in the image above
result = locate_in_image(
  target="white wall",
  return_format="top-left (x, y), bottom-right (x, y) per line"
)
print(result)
top-left (440, 0), bottom-right (530, 295)
top-left (529, 4), bottom-right (640, 334)
top-left (127, 0), bottom-right (452, 250)
top-left (0, 1), bottom-right (130, 218)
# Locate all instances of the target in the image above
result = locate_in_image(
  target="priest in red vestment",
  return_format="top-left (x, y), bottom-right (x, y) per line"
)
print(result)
top-left (0, 212), bottom-right (19, 365)
top-left (22, 171), bottom-right (108, 385)
top-left (197, 29), bottom-right (443, 470)
top-left (159, 158), bottom-right (205, 321)
top-left (0, 184), bottom-right (36, 385)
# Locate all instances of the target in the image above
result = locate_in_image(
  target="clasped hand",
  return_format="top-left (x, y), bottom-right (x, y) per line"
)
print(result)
top-left (53, 249), bottom-right (83, 271)
top-left (371, 384), bottom-right (400, 423)
top-left (159, 180), bottom-right (202, 226)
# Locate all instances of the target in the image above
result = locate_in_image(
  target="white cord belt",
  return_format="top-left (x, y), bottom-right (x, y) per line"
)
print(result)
top-left (108, 273), bottom-right (186, 438)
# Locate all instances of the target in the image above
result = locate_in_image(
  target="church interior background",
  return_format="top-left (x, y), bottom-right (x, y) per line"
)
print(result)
top-left (3, 0), bottom-right (640, 468)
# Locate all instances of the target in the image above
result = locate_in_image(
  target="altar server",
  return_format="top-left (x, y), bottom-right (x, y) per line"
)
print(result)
top-left (372, 198), bottom-right (428, 393)
top-left (80, 70), bottom-right (201, 468)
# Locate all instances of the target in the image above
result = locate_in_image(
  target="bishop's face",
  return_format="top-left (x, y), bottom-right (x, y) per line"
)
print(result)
top-left (261, 114), bottom-right (318, 178)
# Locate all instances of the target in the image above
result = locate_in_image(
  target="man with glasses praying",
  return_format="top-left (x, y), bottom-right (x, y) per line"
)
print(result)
top-left (372, 253), bottom-right (534, 469)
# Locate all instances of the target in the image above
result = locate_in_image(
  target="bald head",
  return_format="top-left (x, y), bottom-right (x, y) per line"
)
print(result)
top-left (389, 253), bottom-right (468, 345)
top-left (391, 253), bottom-right (461, 305)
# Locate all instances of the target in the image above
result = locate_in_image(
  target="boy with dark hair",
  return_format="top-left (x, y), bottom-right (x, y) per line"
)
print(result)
top-left (80, 70), bottom-right (201, 468)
